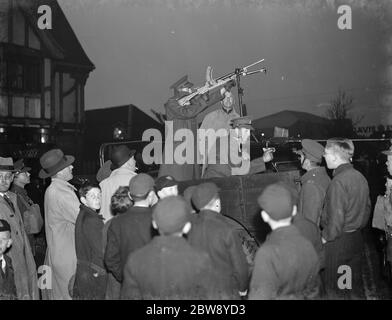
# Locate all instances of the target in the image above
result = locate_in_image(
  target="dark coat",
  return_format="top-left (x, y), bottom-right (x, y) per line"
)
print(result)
top-left (104, 206), bottom-right (153, 283)
top-left (121, 236), bottom-right (218, 300)
top-left (321, 163), bottom-right (371, 241)
top-left (73, 205), bottom-right (107, 300)
top-left (159, 90), bottom-right (224, 181)
top-left (188, 210), bottom-right (249, 299)
top-left (0, 254), bottom-right (17, 300)
top-left (249, 225), bottom-right (320, 300)
top-left (297, 167), bottom-right (330, 226)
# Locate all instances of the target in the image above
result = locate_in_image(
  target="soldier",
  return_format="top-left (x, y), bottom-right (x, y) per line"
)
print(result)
top-left (158, 73), bottom-right (235, 181)
top-left (105, 173), bottom-right (157, 284)
top-left (188, 182), bottom-right (249, 299)
top-left (249, 182), bottom-right (320, 300)
top-left (203, 117), bottom-right (273, 178)
top-left (321, 138), bottom-right (371, 299)
top-left (121, 196), bottom-right (217, 300)
top-left (294, 139), bottom-right (331, 226)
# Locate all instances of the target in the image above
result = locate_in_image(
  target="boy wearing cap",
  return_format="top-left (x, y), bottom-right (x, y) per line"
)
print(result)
top-left (121, 196), bottom-right (217, 300)
top-left (0, 219), bottom-right (17, 299)
top-left (295, 139), bottom-right (331, 226)
top-left (321, 138), bottom-right (371, 299)
top-left (249, 182), bottom-right (320, 300)
top-left (105, 173), bottom-right (158, 284)
top-left (188, 182), bottom-right (249, 299)
top-left (155, 175), bottom-right (179, 199)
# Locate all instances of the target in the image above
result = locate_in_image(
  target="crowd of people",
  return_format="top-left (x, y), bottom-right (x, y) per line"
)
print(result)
top-left (1, 133), bottom-right (388, 300)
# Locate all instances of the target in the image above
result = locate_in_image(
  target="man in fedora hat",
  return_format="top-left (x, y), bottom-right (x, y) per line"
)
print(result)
top-left (39, 149), bottom-right (80, 300)
top-left (100, 145), bottom-right (137, 222)
top-left (293, 139), bottom-right (331, 226)
top-left (158, 71), bottom-right (236, 181)
top-left (105, 173), bottom-right (158, 286)
top-left (0, 157), bottom-right (38, 300)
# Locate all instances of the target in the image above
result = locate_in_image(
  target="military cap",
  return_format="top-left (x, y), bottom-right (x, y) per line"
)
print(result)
top-left (191, 182), bottom-right (220, 210)
top-left (183, 185), bottom-right (197, 207)
top-left (231, 116), bottom-right (254, 130)
top-left (257, 182), bottom-right (294, 221)
top-left (14, 159), bottom-right (31, 173)
top-left (0, 219), bottom-right (11, 233)
top-left (169, 75), bottom-right (194, 90)
top-left (298, 139), bottom-right (325, 162)
top-left (153, 196), bottom-right (191, 234)
top-left (155, 175), bottom-right (178, 192)
top-left (382, 145), bottom-right (392, 156)
top-left (129, 173), bottom-right (155, 198)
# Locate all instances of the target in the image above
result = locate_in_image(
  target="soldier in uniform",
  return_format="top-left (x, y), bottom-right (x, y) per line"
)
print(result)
top-left (121, 196), bottom-right (217, 300)
top-left (203, 117), bottom-right (274, 178)
top-left (249, 182), bottom-right (320, 300)
top-left (294, 139), bottom-right (331, 226)
top-left (158, 74), bottom-right (235, 181)
top-left (321, 138), bottom-right (371, 299)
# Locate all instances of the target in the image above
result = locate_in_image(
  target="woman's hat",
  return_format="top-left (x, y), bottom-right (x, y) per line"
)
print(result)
top-left (39, 149), bottom-right (75, 179)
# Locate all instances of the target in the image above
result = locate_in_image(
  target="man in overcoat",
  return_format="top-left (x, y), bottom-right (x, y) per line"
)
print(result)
top-left (40, 149), bottom-right (80, 300)
top-left (0, 157), bottom-right (38, 300)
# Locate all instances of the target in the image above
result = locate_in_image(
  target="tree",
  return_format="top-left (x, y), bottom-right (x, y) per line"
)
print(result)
top-left (325, 89), bottom-right (358, 138)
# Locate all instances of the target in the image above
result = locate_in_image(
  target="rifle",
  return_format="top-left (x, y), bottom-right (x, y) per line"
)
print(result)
top-left (177, 59), bottom-right (266, 107)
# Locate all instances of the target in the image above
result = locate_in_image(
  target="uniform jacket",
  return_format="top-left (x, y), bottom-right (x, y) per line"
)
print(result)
top-left (158, 90), bottom-right (224, 181)
top-left (297, 167), bottom-right (330, 226)
top-left (99, 166), bottom-right (137, 222)
top-left (249, 225), bottom-right (320, 300)
top-left (0, 254), bottom-right (17, 300)
top-left (42, 178), bottom-right (80, 300)
top-left (104, 206), bottom-right (153, 283)
top-left (203, 136), bottom-right (265, 178)
top-left (73, 204), bottom-right (107, 300)
top-left (188, 210), bottom-right (249, 298)
top-left (321, 163), bottom-right (371, 242)
top-left (0, 192), bottom-right (38, 300)
top-left (121, 236), bottom-right (218, 300)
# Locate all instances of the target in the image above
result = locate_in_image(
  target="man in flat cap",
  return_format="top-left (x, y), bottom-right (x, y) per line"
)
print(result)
top-left (155, 175), bottom-right (179, 200)
top-left (159, 72), bottom-right (235, 181)
top-left (249, 182), bottom-right (320, 300)
top-left (0, 157), bottom-right (38, 300)
top-left (188, 182), bottom-right (249, 299)
top-left (105, 173), bottom-right (158, 286)
top-left (203, 116), bottom-right (274, 178)
top-left (320, 138), bottom-right (371, 299)
top-left (294, 139), bottom-right (330, 226)
top-left (39, 149), bottom-right (80, 300)
top-left (121, 196), bottom-right (217, 299)
top-left (100, 145), bottom-right (137, 222)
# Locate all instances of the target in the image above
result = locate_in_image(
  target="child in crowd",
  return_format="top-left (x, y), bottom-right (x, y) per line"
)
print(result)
top-left (0, 219), bottom-right (17, 300)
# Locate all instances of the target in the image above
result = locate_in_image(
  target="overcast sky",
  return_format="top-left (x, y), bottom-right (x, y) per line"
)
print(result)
top-left (58, 0), bottom-right (392, 127)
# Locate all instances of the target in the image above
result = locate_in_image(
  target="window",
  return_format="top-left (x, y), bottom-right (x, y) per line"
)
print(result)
top-left (5, 60), bottom-right (41, 94)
